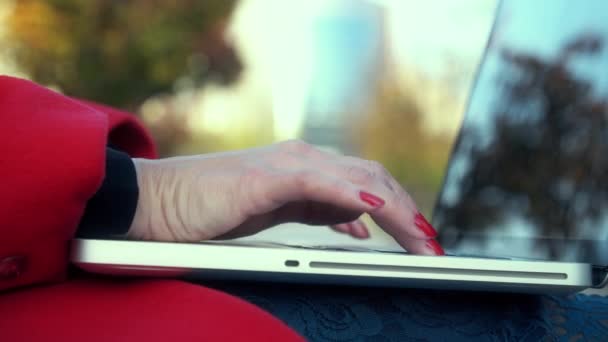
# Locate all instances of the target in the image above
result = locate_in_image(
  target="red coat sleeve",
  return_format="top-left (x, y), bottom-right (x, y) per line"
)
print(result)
top-left (0, 76), bottom-right (157, 292)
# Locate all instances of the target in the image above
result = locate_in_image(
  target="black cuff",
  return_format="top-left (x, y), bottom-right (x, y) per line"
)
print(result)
top-left (77, 147), bottom-right (139, 238)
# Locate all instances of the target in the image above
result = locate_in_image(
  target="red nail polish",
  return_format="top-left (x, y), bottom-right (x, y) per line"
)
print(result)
top-left (414, 212), bottom-right (438, 238)
top-left (426, 239), bottom-right (445, 256)
top-left (359, 191), bottom-right (385, 208)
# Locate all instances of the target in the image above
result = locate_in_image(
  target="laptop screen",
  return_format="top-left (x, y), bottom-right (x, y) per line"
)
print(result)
top-left (433, 0), bottom-right (608, 265)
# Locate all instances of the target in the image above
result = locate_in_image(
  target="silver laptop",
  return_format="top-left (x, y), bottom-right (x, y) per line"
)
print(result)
top-left (71, 0), bottom-right (608, 294)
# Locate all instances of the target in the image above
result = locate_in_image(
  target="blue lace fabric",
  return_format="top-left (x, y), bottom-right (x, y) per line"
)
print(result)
top-left (214, 283), bottom-right (608, 341)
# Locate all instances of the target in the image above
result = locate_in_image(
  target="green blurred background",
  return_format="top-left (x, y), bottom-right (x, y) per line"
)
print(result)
top-left (0, 0), bottom-right (497, 215)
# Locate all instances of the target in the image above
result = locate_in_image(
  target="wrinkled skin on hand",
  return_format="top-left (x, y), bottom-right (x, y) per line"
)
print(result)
top-left (129, 140), bottom-right (442, 255)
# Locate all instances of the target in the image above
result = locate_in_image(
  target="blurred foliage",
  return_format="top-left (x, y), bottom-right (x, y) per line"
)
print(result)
top-left (7, 0), bottom-right (239, 109)
top-left (357, 82), bottom-right (453, 214)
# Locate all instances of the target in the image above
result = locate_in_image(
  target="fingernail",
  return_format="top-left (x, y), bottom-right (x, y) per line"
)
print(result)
top-left (414, 212), bottom-right (438, 238)
top-left (425, 239), bottom-right (445, 256)
top-left (359, 191), bottom-right (385, 208)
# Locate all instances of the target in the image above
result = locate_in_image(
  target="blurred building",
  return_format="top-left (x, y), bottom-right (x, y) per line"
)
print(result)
top-left (300, 0), bottom-right (386, 153)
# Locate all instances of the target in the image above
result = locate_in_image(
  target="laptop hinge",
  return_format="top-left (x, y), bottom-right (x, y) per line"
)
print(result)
top-left (591, 265), bottom-right (608, 288)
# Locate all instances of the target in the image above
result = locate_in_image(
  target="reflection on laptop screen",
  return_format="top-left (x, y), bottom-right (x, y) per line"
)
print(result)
top-left (433, 0), bottom-right (608, 264)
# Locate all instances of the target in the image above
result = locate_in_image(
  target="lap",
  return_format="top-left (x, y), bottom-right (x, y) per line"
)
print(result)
top-left (0, 277), bottom-right (302, 342)
top-left (217, 282), bottom-right (608, 341)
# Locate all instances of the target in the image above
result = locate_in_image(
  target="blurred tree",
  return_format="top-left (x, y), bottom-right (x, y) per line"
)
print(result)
top-left (357, 81), bottom-right (452, 215)
top-left (7, 0), bottom-right (240, 109)
top-left (434, 34), bottom-right (608, 257)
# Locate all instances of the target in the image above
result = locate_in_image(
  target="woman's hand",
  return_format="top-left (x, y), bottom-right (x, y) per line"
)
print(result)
top-left (128, 140), bottom-right (444, 255)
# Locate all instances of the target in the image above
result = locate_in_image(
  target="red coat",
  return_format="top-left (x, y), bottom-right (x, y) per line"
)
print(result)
top-left (0, 76), bottom-right (302, 341)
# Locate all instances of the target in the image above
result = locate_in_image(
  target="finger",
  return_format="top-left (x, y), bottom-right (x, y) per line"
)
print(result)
top-left (331, 220), bottom-right (370, 239)
top-left (324, 156), bottom-right (445, 255)
top-left (255, 164), bottom-right (444, 255)
top-left (314, 156), bottom-right (437, 242)
top-left (350, 220), bottom-right (370, 239)
top-left (330, 221), bottom-right (442, 255)
top-left (331, 223), bottom-right (352, 235)
top-left (398, 237), bottom-right (445, 256)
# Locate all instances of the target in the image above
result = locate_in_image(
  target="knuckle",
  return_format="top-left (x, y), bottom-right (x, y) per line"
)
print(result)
top-left (333, 180), bottom-right (350, 198)
top-left (241, 164), bottom-right (270, 184)
top-left (281, 139), bottom-right (306, 152)
top-left (280, 139), bottom-right (316, 155)
top-left (294, 169), bottom-right (315, 188)
top-left (238, 165), bottom-right (276, 214)
top-left (383, 190), bottom-right (402, 210)
top-left (346, 165), bottom-right (374, 184)
top-left (366, 160), bottom-right (387, 174)
top-left (295, 170), bottom-right (345, 198)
